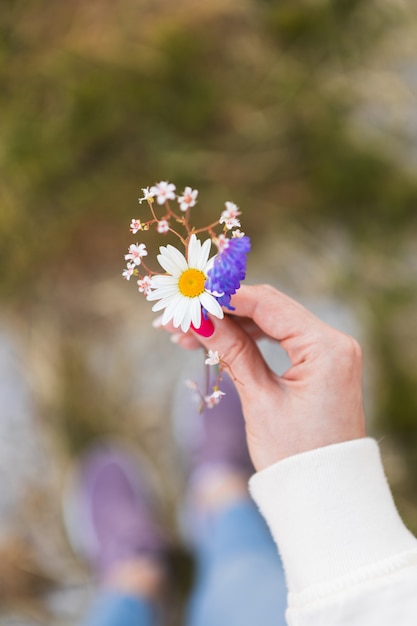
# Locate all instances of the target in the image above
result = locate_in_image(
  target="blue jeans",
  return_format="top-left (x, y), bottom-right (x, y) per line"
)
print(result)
top-left (83, 500), bottom-right (287, 626)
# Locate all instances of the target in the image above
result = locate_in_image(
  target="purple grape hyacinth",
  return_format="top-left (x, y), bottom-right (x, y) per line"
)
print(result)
top-left (205, 236), bottom-right (251, 310)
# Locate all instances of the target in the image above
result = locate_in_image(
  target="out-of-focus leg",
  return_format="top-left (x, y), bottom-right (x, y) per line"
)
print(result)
top-left (64, 444), bottom-right (167, 626)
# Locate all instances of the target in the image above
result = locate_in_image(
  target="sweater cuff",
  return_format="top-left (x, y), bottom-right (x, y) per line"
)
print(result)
top-left (249, 437), bottom-right (417, 595)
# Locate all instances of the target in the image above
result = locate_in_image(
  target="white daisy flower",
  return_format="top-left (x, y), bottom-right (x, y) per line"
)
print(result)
top-left (147, 234), bottom-right (224, 332)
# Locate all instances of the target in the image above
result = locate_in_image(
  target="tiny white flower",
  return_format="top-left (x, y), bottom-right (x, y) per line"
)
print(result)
top-left (223, 201), bottom-right (241, 219)
top-left (205, 350), bottom-right (221, 366)
top-left (178, 186), bottom-right (198, 212)
top-left (215, 234), bottom-right (230, 252)
top-left (138, 187), bottom-right (155, 204)
top-left (157, 220), bottom-right (170, 234)
top-left (130, 219), bottom-right (142, 234)
top-left (125, 243), bottom-right (148, 266)
top-left (150, 181), bottom-right (176, 205)
top-left (220, 215), bottom-right (241, 230)
top-left (220, 201), bottom-right (242, 230)
top-left (122, 262), bottom-right (136, 281)
top-left (205, 388), bottom-right (226, 408)
top-left (138, 275), bottom-right (153, 296)
top-left (232, 229), bottom-right (245, 238)
top-left (146, 234), bottom-right (224, 333)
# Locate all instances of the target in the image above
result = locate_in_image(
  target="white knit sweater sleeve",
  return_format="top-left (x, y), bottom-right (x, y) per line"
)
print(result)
top-left (249, 438), bottom-right (417, 626)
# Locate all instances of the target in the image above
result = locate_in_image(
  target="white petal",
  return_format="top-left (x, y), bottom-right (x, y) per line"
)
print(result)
top-left (147, 287), bottom-right (178, 301)
top-left (199, 291), bottom-right (224, 319)
top-left (180, 305), bottom-right (192, 332)
top-left (187, 234), bottom-right (201, 268)
top-left (151, 275), bottom-right (178, 287)
top-left (161, 294), bottom-right (183, 325)
top-left (165, 245), bottom-right (188, 271)
top-left (198, 238), bottom-right (212, 270)
top-left (151, 294), bottom-right (176, 311)
top-left (157, 245), bottom-right (187, 276)
top-left (190, 297), bottom-right (202, 328)
top-left (173, 298), bottom-right (188, 328)
top-left (204, 255), bottom-right (215, 273)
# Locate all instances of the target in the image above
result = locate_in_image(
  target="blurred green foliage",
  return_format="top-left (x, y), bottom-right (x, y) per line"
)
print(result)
top-left (1, 0), bottom-right (417, 526)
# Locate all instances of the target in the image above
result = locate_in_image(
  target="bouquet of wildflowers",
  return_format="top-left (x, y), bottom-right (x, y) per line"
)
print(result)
top-left (123, 181), bottom-right (250, 409)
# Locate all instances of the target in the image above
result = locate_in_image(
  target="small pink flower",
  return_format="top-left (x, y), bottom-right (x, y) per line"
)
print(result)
top-left (215, 234), bottom-right (230, 252)
top-left (220, 216), bottom-right (241, 230)
top-left (130, 219), bottom-right (142, 234)
top-left (157, 220), bottom-right (169, 234)
top-left (205, 388), bottom-right (226, 408)
top-left (137, 275), bottom-right (153, 296)
top-left (232, 229), bottom-right (245, 238)
top-left (150, 181), bottom-right (176, 205)
top-left (220, 202), bottom-right (242, 230)
top-left (125, 243), bottom-right (148, 266)
top-left (178, 186), bottom-right (198, 212)
top-left (205, 350), bottom-right (221, 366)
top-left (222, 201), bottom-right (241, 220)
top-left (122, 262), bottom-right (136, 281)
top-left (138, 187), bottom-right (155, 204)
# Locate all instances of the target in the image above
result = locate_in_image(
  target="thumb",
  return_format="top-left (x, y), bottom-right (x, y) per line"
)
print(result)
top-left (193, 314), bottom-right (272, 395)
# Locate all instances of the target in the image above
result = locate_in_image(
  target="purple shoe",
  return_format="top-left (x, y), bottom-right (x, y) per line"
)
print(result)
top-left (63, 442), bottom-right (167, 581)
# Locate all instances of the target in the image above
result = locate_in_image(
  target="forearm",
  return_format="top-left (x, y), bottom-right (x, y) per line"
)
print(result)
top-left (250, 438), bottom-right (417, 625)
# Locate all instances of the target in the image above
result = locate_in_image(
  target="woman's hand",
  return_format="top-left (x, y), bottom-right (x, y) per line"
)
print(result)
top-left (169, 284), bottom-right (366, 471)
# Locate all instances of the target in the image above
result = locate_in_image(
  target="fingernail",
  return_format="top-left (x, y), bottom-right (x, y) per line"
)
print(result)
top-left (170, 333), bottom-right (182, 344)
top-left (191, 317), bottom-right (215, 338)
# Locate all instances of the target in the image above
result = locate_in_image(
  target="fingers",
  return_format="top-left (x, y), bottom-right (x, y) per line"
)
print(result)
top-left (164, 314), bottom-right (266, 350)
top-left (227, 285), bottom-right (326, 365)
top-left (160, 283), bottom-right (334, 376)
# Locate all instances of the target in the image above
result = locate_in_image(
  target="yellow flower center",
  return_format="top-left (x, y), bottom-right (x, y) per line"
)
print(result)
top-left (178, 268), bottom-right (206, 298)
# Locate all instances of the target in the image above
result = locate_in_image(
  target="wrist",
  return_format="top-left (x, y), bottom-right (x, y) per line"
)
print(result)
top-left (249, 438), bottom-right (417, 597)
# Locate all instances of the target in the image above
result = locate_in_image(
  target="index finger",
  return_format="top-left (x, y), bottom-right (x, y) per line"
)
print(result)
top-left (229, 284), bottom-right (325, 363)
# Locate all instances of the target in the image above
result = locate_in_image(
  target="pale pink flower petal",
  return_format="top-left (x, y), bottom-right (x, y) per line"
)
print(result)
top-left (137, 275), bottom-right (153, 296)
top-left (215, 234), bottom-right (230, 252)
top-left (125, 243), bottom-right (148, 266)
top-left (138, 187), bottom-right (155, 204)
top-left (130, 219), bottom-right (142, 234)
top-left (150, 181), bottom-right (176, 205)
top-left (122, 262), bottom-right (136, 281)
top-left (205, 350), bottom-right (221, 366)
top-left (223, 201), bottom-right (241, 219)
top-left (178, 186), bottom-right (198, 212)
top-left (157, 220), bottom-right (169, 234)
top-left (220, 216), bottom-right (241, 231)
top-left (205, 388), bottom-right (226, 408)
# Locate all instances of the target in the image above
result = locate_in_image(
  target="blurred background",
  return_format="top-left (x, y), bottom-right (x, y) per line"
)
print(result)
top-left (1, 0), bottom-right (417, 623)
